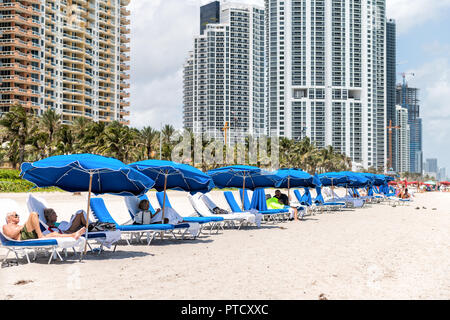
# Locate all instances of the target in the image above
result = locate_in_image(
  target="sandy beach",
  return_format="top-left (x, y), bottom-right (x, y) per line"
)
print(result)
top-left (0, 190), bottom-right (449, 300)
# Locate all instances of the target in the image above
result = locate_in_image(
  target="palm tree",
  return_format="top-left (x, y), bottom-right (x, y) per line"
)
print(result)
top-left (0, 104), bottom-right (33, 168)
top-left (96, 121), bottom-right (138, 162)
top-left (55, 125), bottom-right (75, 155)
top-left (72, 117), bottom-right (92, 152)
top-left (161, 124), bottom-right (175, 160)
top-left (40, 108), bottom-right (61, 156)
top-left (139, 126), bottom-right (160, 159)
top-left (83, 121), bottom-right (106, 153)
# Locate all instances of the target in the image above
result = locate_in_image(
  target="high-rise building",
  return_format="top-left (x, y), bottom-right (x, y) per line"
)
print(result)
top-left (396, 105), bottom-right (409, 173)
top-left (424, 158), bottom-right (438, 175)
top-left (437, 167), bottom-right (446, 182)
top-left (0, 0), bottom-right (131, 125)
top-left (265, 0), bottom-right (387, 170)
top-left (386, 19), bottom-right (397, 171)
top-left (183, 1), bottom-right (265, 142)
top-left (396, 84), bottom-right (422, 173)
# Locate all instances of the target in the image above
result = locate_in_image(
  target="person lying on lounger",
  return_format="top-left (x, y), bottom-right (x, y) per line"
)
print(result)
top-left (200, 195), bottom-right (230, 215)
top-left (43, 208), bottom-right (87, 234)
top-left (134, 199), bottom-right (183, 225)
top-left (3, 211), bottom-right (86, 241)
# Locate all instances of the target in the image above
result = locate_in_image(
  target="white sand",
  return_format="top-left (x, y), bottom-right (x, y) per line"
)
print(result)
top-left (0, 190), bottom-right (449, 300)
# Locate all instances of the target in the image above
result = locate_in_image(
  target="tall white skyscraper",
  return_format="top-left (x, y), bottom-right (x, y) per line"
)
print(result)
top-left (183, 1), bottom-right (265, 142)
top-left (396, 105), bottom-right (409, 173)
top-left (265, 0), bottom-right (387, 169)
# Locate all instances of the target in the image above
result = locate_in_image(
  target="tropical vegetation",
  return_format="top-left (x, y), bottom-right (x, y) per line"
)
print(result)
top-left (0, 104), bottom-right (373, 177)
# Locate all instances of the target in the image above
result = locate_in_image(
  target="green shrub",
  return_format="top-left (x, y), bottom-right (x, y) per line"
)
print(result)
top-left (0, 179), bottom-right (61, 193)
top-left (0, 169), bottom-right (21, 180)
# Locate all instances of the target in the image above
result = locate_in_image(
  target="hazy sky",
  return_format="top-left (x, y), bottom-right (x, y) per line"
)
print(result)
top-left (128, 0), bottom-right (450, 173)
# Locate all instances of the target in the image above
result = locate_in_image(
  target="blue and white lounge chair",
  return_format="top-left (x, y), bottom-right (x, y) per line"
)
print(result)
top-left (309, 187), bottom-right (346, 213)
top-left (155, 192), bottom-right (221, 226)
top-left (240, 189), bottom-right (290, 221)
top-left (129, 193), bottom-right (209, 238)
top-left (323, 187), bottom-right (365, 208)
top-left (0, 199), bottom-right (85, 264)
top-left (26, 194), bottom-right (121, 254)
top-left (90, 197), bottom-right (176, 245)
top-left (188, 193), bottom-right (260, 229)
top-left (223, 191), bottom-right (275, 224)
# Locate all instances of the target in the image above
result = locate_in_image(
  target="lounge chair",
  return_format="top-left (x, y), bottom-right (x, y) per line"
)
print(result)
top-left (130, 193), bottom-right (208, 238)
top-left (223, 191), bottom-right (277, 223)
top-left (188, 193), bottom-right (260, 229)
top-left (323, 187), bottom-right (365, 208)
top-left (0, 199), bottom-right (85, 264)
top-left (90, 197), bottom-right (176, 245)
top-left (313, 191), bottom-right (346, 212)
top-left (155, 192), bottom-right (221, 224)
top-left (26, 194), bottom-right (121, 254)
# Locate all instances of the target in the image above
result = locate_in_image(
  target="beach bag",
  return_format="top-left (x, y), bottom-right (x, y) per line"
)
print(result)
top-left (88, 222), bottom-right (116, 232)
top-left (134, 210), bottom-right (152, 225)
top-left (212, 207), bottom-right (229, 215)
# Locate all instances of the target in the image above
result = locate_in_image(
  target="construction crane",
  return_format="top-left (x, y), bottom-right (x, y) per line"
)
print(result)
top-left (387, 120), bottom-right (400, 172)
top-left (386, 72), bottom-right (414, 172)
top-left (222, 122), bottom-right (229, 146)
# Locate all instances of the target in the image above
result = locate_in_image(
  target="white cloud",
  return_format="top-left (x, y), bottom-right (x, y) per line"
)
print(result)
top-left (408, 57), bottom-right (450, 169)
top-left (387, 0), bottom-right (450, 33)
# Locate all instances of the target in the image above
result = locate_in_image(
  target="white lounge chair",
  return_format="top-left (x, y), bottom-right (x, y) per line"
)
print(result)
top-left (189, 193), bottom-right (261, 229)
top-left (26, 194), bottom-right (121, 254)
top-left (0, 199), bottom-right (85, 264)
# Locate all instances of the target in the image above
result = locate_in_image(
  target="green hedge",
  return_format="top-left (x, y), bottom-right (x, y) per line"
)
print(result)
top-left (0, 169), bottom-right (21, 180)
top-left (0, 169), bottom-right (61, 192)
top-left (0, 179), bottom-right (61, 192)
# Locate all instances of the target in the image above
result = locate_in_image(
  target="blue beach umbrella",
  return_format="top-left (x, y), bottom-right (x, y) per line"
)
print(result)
top-left (129, 159), bottom-right (214, 222)
top-left (318, 172), bottom-right (352, 187)
top-left (207, 165), bottom-right (280, 210)
top-left (129, 160), bottom-right (214, 194)
top-left (273, 168), bottom-right (315, 201)
top-left (21, 154), bottom-right (154, 196)
top-left (21, 154), bottom-right (155, 255)
top-left (273, 168), bottom-right (315, 189)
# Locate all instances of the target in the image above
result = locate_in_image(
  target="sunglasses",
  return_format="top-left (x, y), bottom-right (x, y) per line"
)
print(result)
top-left (12, 214), bottom-right (19, 218)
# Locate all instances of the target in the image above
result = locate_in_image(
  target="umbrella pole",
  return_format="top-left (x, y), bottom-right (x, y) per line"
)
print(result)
top-left (161, 171), bottom-right (168, 240)
top-left (331, 179), bottom-right (334, 201)
top-left (242, 175), bottom-right (246, 211)
top-left (287, 177), bottom-right (290, 201)
top-left (81, 173), bottom-right (93, 259)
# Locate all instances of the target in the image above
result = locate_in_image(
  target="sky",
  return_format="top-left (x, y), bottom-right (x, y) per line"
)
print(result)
top-left (128, 0), bottom-right (450, 174)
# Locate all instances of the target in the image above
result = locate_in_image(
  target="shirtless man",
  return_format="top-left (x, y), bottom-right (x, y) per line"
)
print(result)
top-left (3, 211), bottom-right (85, 241)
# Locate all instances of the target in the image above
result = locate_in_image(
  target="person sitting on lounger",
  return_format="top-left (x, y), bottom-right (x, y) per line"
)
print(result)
top-left (274, 190), bottom-right (298, 221)
top-left (134, 199), bottom-right (183, 225)
top-left (3, 211), bottom-right (86, 241)
top-left (402, 188), bottom-right (411, 199)
top-left (43, 208), bottom-right (87, 234)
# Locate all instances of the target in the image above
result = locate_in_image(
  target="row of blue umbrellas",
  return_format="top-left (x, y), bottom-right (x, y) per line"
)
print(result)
top-left (20, 155), bottom-right (395, 231)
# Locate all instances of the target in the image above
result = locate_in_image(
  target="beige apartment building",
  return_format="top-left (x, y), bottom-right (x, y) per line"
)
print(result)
top-left (0, 0), bottom-right (130, 125)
